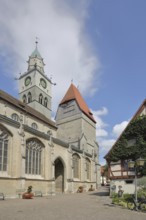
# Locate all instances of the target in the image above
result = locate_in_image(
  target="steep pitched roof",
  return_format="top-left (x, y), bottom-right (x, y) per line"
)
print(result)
top-left (30, 45), bottom-right (42, 59)
top-left (104, 99), bottom-right (146, 160)
top-left (60, 84), bottom-right (96, 123)
top-left (0, 90), bottom-right (57, 129)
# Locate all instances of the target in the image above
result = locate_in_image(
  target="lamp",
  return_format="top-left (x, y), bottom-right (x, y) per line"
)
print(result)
top-left (136, 158), bottom-right (145, 167)
top-left (128, 157), bottom-right (145, 210)
top-left (128, 160), bottom-right (135, 169)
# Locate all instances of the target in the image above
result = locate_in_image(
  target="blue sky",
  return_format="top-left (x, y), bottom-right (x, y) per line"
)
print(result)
top-left (0, 0), bottom-right (146, 165)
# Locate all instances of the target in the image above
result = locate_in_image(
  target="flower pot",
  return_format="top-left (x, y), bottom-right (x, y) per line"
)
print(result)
top-left (22, 192), bottom-right (34, 199)
top-left (77, 186), bottom-right (83, 193)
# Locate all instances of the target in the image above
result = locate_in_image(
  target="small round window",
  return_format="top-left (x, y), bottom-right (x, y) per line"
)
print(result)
top-left (25, 76), bottom-right (31, 86)
top-left (40, 78), bottom-right (47, 88)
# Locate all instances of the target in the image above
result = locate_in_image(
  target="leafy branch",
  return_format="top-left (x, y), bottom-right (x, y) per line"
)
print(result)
top-left (107, 115), bottom-right (146, 162)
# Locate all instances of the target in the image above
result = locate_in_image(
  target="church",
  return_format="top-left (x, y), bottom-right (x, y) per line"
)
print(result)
top-left (0, 43), bottom-right (100, 198)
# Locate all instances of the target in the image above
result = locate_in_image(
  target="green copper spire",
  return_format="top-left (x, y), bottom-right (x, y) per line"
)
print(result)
top-left (27, 39), bottom-right (45, 73)
top-left (30, 40), bottom-right (42, 59)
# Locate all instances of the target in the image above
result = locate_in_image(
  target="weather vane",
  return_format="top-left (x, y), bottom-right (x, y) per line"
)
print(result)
top-left (35, 37), bottom-right (39, 48)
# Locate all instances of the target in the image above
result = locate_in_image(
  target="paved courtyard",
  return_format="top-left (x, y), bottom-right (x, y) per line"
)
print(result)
top-left (0, 187), bottom-right (146, 220)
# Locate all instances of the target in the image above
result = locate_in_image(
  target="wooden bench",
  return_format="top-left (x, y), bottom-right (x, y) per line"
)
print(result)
top-left (0, 193), bottom-right (5, 200)
top-left (34, 191), bottom-right (43, 197)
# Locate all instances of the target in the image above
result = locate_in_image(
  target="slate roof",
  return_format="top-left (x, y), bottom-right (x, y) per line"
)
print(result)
top-left (60, 84), bottom-right (96, 123)
top-left (0, 90), bottom-right (57, 129)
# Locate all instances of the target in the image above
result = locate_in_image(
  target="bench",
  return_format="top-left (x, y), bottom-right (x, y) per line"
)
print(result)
top-left (0, 193), bottom-right (5, 200)
top-left (34, 191), bottom-right (43, 197)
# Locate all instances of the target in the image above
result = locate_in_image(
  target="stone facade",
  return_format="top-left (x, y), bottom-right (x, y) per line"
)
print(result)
top-left (0, 45), bottom-right (100, 198)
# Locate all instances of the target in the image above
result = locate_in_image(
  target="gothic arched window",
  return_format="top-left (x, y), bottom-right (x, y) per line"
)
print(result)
top-left (28, 92), bottom-right (32, 103)
top-left (72, 154), bottom-right (80, 179)
top-left (11, 113), bottom-right (19, 122)
top-left (25, 139), bottom-right (43, 175)
top-left (22, 95), bottom-right (27, 103)
top-left (39, 94), bottom-right (43, 104)
top-left (0, 128), bottom-right (9, 171)
top-left (86, 158), bottom-right (91, 180)
top-left (44, 97), bottom-right (48, 107)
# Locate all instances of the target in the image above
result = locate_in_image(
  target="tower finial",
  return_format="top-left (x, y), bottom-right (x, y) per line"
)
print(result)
top-left (35, 37), bottom-right (39, 48)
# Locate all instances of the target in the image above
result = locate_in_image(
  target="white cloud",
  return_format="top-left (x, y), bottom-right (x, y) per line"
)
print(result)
top-left (96, 129), bottom-right (108, 137)
top-left (94, 107), bottom-right (108, 116)
top-left (91, 107), bottom-right (111, 163)
top-left (91, 107), bottom-right (129, 163)
top-left (96, 120), bottom-right (129, 163)
top-left (0, 0), bottom-right (101, 113)
top-left (98, 137), bottom-right (116, 165)
top-left (91, 107), bottom-right (108, 138)
top-left (97, 120), bottom-right (129, 164)
top-left (112, 120), bottom-right (129, 137)
top-left (91, 106), bottom-right (129, 164)
top-left (92, 107), bottom-right (108, 128)
top-left (98, 138), bottom-right (116, 153)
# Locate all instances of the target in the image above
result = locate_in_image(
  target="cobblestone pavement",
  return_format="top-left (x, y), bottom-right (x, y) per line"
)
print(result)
top-left (0, 187), bottom-right (146, 220)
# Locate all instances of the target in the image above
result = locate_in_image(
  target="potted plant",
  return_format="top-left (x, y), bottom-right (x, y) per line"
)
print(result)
top-left (77, 186), bottom-right (84, 193)
top-left (88, 185), bottom-right (95, 191)
top-left (22, 186), bottom-right (34, 199)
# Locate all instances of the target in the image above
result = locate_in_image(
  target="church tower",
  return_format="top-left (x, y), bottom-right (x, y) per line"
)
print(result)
top-left (19, 42), bottom-right (52, 118)
top-left (55, 83), bottom-right (98, 155)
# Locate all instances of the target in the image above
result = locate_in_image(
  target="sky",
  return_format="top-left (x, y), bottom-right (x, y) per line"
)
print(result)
top-left (0, 0), bottom-right (146, 165)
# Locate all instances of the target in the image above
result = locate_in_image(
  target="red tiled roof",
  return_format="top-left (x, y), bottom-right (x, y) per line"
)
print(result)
top-left (60, 84), bottom-right (96, 123)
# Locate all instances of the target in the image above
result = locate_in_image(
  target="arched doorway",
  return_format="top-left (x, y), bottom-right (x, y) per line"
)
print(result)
top-left (55, 158), bottom-right (64, 193)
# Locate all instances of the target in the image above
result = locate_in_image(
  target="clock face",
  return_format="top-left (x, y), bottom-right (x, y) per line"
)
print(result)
top-left (25, 77), bottom-right (31, 86)
top-left (40, 78), bottom-right (47, 88)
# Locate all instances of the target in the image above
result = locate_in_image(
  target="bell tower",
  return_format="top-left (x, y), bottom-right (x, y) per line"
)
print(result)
top-left (19, 41), bottom-right (52, 118)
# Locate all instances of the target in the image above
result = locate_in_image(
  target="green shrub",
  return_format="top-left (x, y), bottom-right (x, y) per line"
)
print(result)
top-left (138, 187), bottom-right (146, 198)
top-left (112, 192), bottom-right (146, 210)
top-left (123, 193), bottom-right (133, 201)
top-left (112, 193), bottom-right (133, 207)
top-left (118, 201), bottom-right (127, 208)
top-left (112, 197), bottom-right (121, 204)
top-left (110, 192), bottom-right (118, 198)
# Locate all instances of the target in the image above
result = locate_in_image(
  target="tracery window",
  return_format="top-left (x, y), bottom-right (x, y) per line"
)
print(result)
top-left (31, 123), bottom-right (38, 130)
top-left (25, 139), bottom-right (43, 175)
top-left (11, 113), bottom-right (19, 122)
top-left (0, 128), bottom-right (9, 171)
top-left (39, 94), bottom-right (43, 104)
top-left (28, 92), bottom-right (32, 103)
top-left (44, 97), bottom-right (48, 107)
top-left (72, 154), bottom-right (80, 179)
top-left (86, 158), bottom-right (91, 180)
top-left (22, 95), bottom-right (27, 103)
